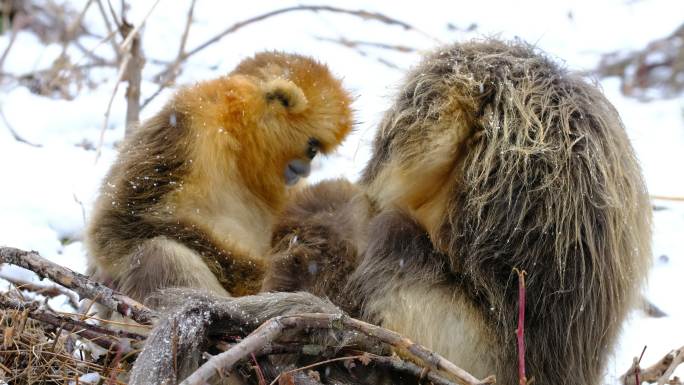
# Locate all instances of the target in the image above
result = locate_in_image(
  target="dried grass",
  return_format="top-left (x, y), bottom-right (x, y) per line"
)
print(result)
top-left (0, 293), bottom-right (130, 385)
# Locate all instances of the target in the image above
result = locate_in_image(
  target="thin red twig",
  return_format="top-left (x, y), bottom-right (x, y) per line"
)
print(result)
top-left (636, 346), bottom-right (648, 385)
top-left (514, 268), bottom-right (527, 385)
top-left (251, 352), bottom-right (267, 385)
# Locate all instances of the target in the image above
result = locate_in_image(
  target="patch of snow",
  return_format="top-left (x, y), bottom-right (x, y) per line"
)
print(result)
top-left (1, 1), bottom-right (683, 382)
top-left (68, 372), bottom-right (100, 385)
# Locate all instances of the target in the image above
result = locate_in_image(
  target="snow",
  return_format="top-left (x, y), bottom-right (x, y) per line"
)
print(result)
top-left (68, 372), bottom-right (100, 385)
top-left (1, 0), bottom-right (683, 382)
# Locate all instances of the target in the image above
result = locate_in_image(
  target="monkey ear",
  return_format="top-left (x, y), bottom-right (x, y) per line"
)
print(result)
top-left (264, 78), bottom-right (309, 114)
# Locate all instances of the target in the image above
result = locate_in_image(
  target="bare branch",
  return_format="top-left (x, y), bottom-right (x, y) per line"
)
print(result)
top-left (249, 345), bottom-right (460, 385)
top-left (184, 5), bottom-right (436, 61)
top-left (366, 353), bottom-right (462, 385)
top-left (55, 0), bottom-right (95, 59)
top-left (0, 12), bottom-right (29, 75)
top-left (315, 36), bottom-right (416, 53)
top-left (118, 0), bottom-right (160, 54)
top-left (0, 294), bottom-right (144, 352)
top-left (95, 0), bottom-right (160, 148)
top-left (142, 5), bottom-right (435, 109)
top-left (0, 105), bottom-right (42, 147)
top-left (0, 272), bottom-right (79, 309)
top-left (72, 39), bottom-right (111, 65)
top-left (0, 246), bottom-right (157, 325)
top-left (641, 297), bottom-right (668, 318)
top-left (95, 0), bottom-right (121, 59)
top-left (622, 346), bottom-right (684, 385)
top-left (121, 19), bottom-right (144, 133)
top-left (181, 313), bottom-right (494, 385)
top-left (0, 103), bottom-right (43, 147)
top-left (95, 52), bottom-right (129, 161)
top-left (311, 36), bottom-right (414, 70)
top-left (595, 22), bottom-right (684, 99)
top-left (35, 0), bottom-right (96, 98)
top-left (658, 348), bottom-right (684, 385)
top-left (176, 0), bottom-right (196, 61)
top-left (106, 0), bottom-right (122, 30)
top-left (140, 0), bottom-right (196, 109)
top-left (651, 195), bottom-right (684, 202)
top-left (72, 27), bottom-right (121, 67)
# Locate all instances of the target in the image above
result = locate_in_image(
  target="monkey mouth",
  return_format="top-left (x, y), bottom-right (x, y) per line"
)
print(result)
top-left (284, 159), bottom-right (311, 186)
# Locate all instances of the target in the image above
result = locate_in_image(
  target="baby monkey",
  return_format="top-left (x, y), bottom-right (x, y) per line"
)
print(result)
top-left (85, 52), bottom-right (353, 302)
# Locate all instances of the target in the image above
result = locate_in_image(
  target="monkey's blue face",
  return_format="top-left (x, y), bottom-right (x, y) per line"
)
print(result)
top-left (284, 138), bottom-right (320, 185)
top-left (284, 159), bottom-right (310, 185)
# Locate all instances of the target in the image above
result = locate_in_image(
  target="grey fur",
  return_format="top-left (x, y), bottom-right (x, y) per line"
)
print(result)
top-left (129, 290), bottom-right (343, 385)
top-left (270, 39), bottom-right (653, 385)
top-left (130, 38), bottom-right (652, 385)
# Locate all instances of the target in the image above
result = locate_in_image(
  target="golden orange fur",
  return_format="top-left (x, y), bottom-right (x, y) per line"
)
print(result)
top-left (264, 39), bottom-right (652, 385)
top-left (85, 51), bottom-right (353, 303)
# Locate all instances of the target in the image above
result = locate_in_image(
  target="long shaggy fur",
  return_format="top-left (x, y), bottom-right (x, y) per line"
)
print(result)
top-left (129, 39), bottom-right (651, 385)
top-left (359, 39), bottom-right (652, 385)
top-left (268, 39), bottom-right (652, 385)
top-left (263, 179), bottom-right (374, 314)
top-left (85, 52), bottom-right (353, 301)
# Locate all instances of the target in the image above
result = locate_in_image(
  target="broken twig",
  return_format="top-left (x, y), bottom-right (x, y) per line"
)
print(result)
top-left (181, 313), bottom-right (494, 385)
top-left (622, 346), bottom-right (684, 385)
top-left (0, 246), bottom-right (157, 325)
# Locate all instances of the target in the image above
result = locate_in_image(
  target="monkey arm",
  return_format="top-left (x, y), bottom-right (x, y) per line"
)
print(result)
top-left (263, 179), bottom-right (372, 315)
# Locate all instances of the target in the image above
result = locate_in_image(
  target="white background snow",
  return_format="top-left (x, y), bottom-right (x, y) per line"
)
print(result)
top-left (0, 0), bottom-right (683, 382)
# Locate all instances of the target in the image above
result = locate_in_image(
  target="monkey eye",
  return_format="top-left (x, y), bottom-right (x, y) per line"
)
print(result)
top-left (306, 138), bottom-right (321, 159)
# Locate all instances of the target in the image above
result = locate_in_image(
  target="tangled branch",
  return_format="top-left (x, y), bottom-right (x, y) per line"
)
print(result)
top-left (141, 4), bottom-right (436, 109)
top-left (0, 246), bottom-right (157, 325)
top-left (622, 346), bottom-right (684, 385)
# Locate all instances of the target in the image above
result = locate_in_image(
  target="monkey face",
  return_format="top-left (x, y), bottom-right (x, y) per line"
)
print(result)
top-left (284, 138), bottom-right (320, 185)
top-left (233, 52), bottom-right (353, 189)
top-left (176, 51), bottom-right (352, 207)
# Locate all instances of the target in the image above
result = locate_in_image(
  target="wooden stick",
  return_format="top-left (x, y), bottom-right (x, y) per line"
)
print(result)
top-left (0, 247), bottom-right (156, 325)
top-left (181, 313), bottom-right (494, 385)
top-left (651, 195), bottom-right (684, 202)
top-left (95, 52), bottom-right (130, 161)
top-left (139, 0), bottom-right (196, 109)
top-left (514, 268), bottom-right (527, 385)
top-left (141, 5), bottom-right (437, 109)
top-left (0, 105), bottom-right (42, 148)
top-left (182, 5), bottom-right (436, 62)
top-left (621, 346), bottom-right (684, 385)
top-left (251, 345), bottom-right (461, 385)
top-left (121, 19), bottom-right (144, 134)
top-left (0, 272), bottom-right (79, 309)
top-left (657, 348), bottom-right (684, 385)
top-left (0, 294), bottom-right (144, 352)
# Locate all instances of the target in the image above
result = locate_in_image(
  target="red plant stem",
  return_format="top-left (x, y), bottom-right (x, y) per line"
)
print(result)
top-left (107, 343), bottom-right (124, 385)
top-left (251, 352), bottom-right (266, 385)
top-left (516, 269), bottom-right (527, 385)
top-left (635, 345), bottom-right (647, 385)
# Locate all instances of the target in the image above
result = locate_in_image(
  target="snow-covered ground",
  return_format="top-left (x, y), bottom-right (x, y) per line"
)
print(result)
top-left (1, 0), bottom-right (682, 382)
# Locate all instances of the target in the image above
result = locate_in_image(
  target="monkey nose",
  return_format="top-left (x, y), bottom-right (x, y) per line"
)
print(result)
top-left (285, 159), bottom-right (311, 186)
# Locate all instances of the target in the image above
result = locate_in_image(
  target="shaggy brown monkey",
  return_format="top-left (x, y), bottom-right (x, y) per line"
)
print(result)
top-left (129, 39), bottom-right (652, 385)
top-left (264, 39), bottom-right (652, 385)
top-left (85, 52), bottom-right (353, 302)
top-left (265, 179), bottom-right (374, 313)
